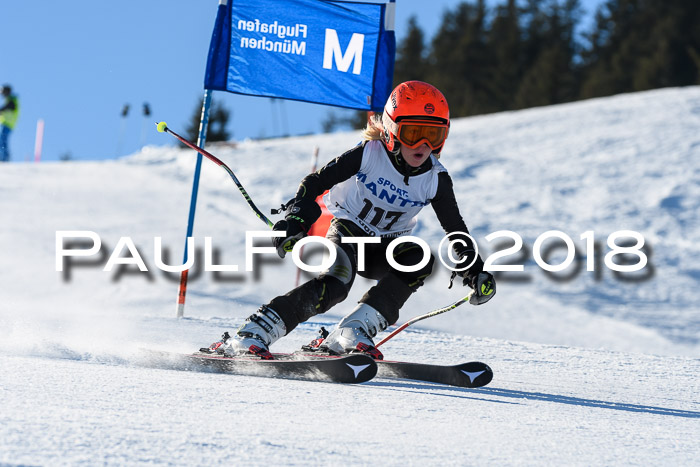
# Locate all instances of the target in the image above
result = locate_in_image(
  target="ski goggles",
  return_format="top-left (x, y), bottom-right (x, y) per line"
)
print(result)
top-left (395, 120), bottom-right (449, 150)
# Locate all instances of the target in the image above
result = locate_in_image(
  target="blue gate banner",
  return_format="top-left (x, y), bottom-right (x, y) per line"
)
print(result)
top-left (204, 0), bottom-right (396, 111)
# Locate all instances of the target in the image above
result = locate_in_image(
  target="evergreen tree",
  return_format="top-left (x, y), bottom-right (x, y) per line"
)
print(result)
top-left (487, 0), bottom-right (523, 110)
top-left (185, 97), bottom-right (231, 144)
top-left (381, 0), bottom-right (700, 122)
top-left (579, 0), bottom-right (700, 98)
top-left (579, 0), bottom-right (653, 98)
top-left (394, 16), bottom-right (428, 84)
top-left (518, 0), bottom-right (549, 78)
top-left (428, 0), bottom-right (495, 116)
top-left (689, 47), bottom-right (700, 85)
top-left (515, 0), bottom-right (581, 108)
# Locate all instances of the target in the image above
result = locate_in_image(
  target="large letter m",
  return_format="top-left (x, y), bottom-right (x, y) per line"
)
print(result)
top-left (323, 29), bottom-right (364, 75)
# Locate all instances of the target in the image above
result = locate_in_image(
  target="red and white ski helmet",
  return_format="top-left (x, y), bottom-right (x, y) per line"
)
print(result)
top-left (382, 81), bottom-right (450, 154)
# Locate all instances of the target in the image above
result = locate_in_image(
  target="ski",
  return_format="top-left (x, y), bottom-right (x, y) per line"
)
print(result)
top-left (141, 350), bottom-right (378, 384)
top-left (291, 348), bottom-right (493, 388)
top-left (376, 360), bottom-right (493, 388)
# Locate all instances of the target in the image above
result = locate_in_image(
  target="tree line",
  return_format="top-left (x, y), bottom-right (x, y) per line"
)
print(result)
top-left (392, 0), bottom-right (700, 119)
top-left (190, 0), bottom-right (700, 140)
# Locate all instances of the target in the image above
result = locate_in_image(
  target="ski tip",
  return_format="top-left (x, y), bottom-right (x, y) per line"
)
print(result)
top-left (455, 361), bottom-right (493, 388)
top-left (336, 353), bottom-right (378, 383)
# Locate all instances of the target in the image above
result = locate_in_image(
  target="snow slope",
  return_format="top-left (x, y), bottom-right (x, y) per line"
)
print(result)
top-left (1, 87), bottom-right (699, 465)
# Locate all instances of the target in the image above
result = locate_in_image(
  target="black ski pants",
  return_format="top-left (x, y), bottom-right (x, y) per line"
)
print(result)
top-left (267, 219), bottom-right (435, 333)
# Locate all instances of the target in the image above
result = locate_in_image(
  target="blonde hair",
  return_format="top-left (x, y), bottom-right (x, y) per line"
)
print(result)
top-left (361, 113), bottom-right (385, 141)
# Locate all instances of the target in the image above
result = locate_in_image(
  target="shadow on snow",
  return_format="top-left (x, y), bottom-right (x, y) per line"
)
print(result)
top-left (366, 380), bottom-right (700, 418)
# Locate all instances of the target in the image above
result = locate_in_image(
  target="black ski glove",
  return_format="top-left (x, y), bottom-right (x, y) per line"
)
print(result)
top-left (449, 250), bottom-right (496, 305)
top-left (467, 271), bottom-right (496, 305)
top-left (272, 197), bottom-right (322, 258)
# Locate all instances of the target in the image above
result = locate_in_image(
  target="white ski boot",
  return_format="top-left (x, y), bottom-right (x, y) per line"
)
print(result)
top-left (224, 306), bottom-right (286, 359)
top-left (322, 303), bottom-right (388, 359)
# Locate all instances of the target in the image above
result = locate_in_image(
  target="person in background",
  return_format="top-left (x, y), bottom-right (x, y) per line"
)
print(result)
top-left (0, 84), bottom-right (20, 162)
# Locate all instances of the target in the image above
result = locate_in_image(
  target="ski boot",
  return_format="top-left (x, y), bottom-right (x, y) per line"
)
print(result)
top-left (321, 303), bottom-right (387, 360)
top-left (204, 306), bottom-right (286, 360)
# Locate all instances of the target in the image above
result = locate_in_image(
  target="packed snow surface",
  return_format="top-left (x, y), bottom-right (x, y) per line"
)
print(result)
top-left (1, 87), bottom-right (699, 465)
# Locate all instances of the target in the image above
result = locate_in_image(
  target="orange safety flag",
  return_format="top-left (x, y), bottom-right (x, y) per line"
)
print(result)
top-left (308, 191), bottom-right (333, 237)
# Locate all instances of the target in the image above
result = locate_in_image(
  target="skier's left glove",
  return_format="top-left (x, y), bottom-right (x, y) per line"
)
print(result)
top-left (271, 197), bottom-right (322, 258)
top-left (449, 250), bottom-right (496, 305)
top-left (467, 271), bottom-right (496, 305)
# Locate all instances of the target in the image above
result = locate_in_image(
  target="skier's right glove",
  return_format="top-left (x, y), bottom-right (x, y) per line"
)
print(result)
top-left (271, 197), bottom-right (322, 258)
top-left (272, 218), bottom-right (305, 258)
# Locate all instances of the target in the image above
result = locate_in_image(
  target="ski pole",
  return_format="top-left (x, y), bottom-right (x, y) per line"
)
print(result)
top-left (374, 290), bottom-right (475, 348)
top-left (156, 122), bottom-right (274, 228)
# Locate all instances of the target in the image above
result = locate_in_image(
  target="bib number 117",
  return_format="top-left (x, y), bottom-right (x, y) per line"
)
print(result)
top-left (358, 198), bottom-right (404, 230)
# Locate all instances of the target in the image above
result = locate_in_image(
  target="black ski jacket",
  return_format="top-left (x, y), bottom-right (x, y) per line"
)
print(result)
top-left (294, 141), bottom-right (483, 273)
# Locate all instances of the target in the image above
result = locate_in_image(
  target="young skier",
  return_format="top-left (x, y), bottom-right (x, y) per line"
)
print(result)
top-left (212, 81), bottom-right (496, 359)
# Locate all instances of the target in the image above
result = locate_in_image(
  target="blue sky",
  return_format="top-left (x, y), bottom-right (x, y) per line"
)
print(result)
top-left (4, 0), bottom-right (601, 162)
